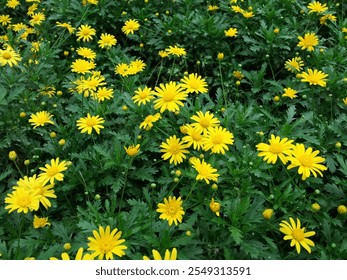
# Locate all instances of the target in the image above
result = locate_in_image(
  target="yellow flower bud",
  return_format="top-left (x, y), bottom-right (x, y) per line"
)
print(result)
top-left (273, 96), bottom-right (280, 102)
top-left (9, 151), bottom-right (17, 161)
top-left (50, 132), bottom-right (57, 138)
top-left (186, 230), bottom-right (192, 236)
top-left (211, 183), bottom-right (218, 190)
top-left (24, 159), bottom-right (30, 166)
top-left (262, 208), bottom-right (274, 220)
top-left (337, 205), bottom-right (347, 214)
top-left (335, 142), bottom-right (342, 149)
top-left (209, 198), bottom-right (221, 216)
top-left (311, 203), bottom-right (321, 212)
top-left (274, 28), bottom-right (280, 34)
top-left (175, 170), bottom-right (181, 176)
top-left (63, 243), bottom-right (71, 251)
top-left (180, 125), bottom-right (188, 134)
top-left (217, 52), bottom-right (224, 60)
top-left (58, 139), bottom-right (66, 146)
top-left (20, 112), bottom-right (26, 118)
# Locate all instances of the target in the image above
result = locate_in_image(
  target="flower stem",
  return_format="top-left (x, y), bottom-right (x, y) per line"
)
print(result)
top-left (16, 217), bottom-right (24, 259)
top-left (168, 57), bottom-right (176, 81)
top-left (280, 161), bottom-right (299, 188)
top-left (118, 158), bottom-right (133, 213)
top-left (13, 161), bottom-right (24, 178)
top-left (218, 61), bottom-right (227, 106)
top-left (184, 180), bottom-right (198, 203)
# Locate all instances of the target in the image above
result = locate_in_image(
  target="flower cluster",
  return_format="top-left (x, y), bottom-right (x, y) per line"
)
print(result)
top-left (256, 134), bottom-right (327, 180)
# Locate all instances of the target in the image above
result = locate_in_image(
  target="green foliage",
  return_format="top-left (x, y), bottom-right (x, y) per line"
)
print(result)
top-left (0, 0), bottom-right (347, 261)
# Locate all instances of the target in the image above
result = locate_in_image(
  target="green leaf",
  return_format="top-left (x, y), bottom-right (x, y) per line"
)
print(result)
top-left (0, 88), bottom-right (7, 106)
top-left (285, 105), bottom-right (296, 124)
top-left (51, 222), bottom-right (71, 241)
top-left (229, 227), bottom-right (243, 245)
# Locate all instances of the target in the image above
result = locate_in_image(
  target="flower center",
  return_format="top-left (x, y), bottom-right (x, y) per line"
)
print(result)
top-left (86, 118), bottom-right (97, 127)
top-left (169, 143), bottom-right (180, 155)
top-left (167, 206), bottom-right (177, 216)
top-left (298, 155), bottom-right (313, 167)
top-left (191, 131), bottom-right (202, 141)
top-left (292, 228), bottom-right (305, 242)
top-left (199, 118), bottom-right (210, 128)
top-left (82, 29), bottom-right (91, 35)
top-left (211, 134), bottom-right (223, 145)
top-left (100, 240), bottom-right (111, 253)
top-left (139, 91), bottom-right (149, 99)
top-left (103, 38), bottom-right (111, 43)
top-left (18, 196), bottom-right (31, 207)
top-left (163, 91), bottom-right (175, 102)
top-left (198, 165), bottom-right (209, 177)
top-left (188, 80), bottom-right (199, 90)
top-left (269, 143), bottom-right (283, 154)
top-left (2, 52), bottom-right (12, 60)
top-left (46, 166), bottom-right (59, 177)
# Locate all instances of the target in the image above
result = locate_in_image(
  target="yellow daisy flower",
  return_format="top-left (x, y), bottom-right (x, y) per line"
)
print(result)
top-left (156, 196), bottom-right (185, 226)
top-left (191, 158), bottom-right (219, 184)
top-left (153, 82), bottom-right (187, 113)
top-left (28, 111), bottom-right (54, 128)
top-left (280, 217), bottom-right (315, 254)
top-left (256, 134), bottom-right (294, 164)
top-left (180, 73), bottom-right (208, 94)
top-left (160, 135), bottom-right (189, 165)
top-left (38, 158), bottom-right (68, 185)
top-left (286, 143), bottom-right (327, 180)
top-left (87, 225), bottom-right (127, 260)
top-left (76, 113), bottom-right (105, 134)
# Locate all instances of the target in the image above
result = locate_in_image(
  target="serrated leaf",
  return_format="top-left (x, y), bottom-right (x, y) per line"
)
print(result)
top-left (229, 227), bottom-right (243, 245)
top-left (335, 154), bottom-right (347, 177)
top-left (129, 166), bottom-right (157, 181)
top-left (77, 220), bottom-right (97, 233)
top-left (51, 222), bottom-right (70, 240)
top-left (241, 240), bottom-right (266, 259)
top-left (325, 156), bottom-right (336, 173)
top-left (285, 106), bottom-right (296, 124)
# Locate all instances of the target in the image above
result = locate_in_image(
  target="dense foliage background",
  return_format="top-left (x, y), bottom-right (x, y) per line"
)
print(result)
top-left (0, 0), bottom-right (347, 260)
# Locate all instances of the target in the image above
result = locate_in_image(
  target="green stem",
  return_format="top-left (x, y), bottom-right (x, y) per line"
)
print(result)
top-left (168, 57), bottom-right (176, 81)
top-left (280, 161), bottom-right (299, 188)
top-left (118, 158), bottom-right (133, 213)
top-left (153, 60), bottom-right (163, 87)
top-left (218, 61), bottom-right (227, 106)
top-left (154, 125), bottom-right (170, 138)
top-left (16, 217), bottom-right (24, 259)
top-left (13, 161), bottom-right (24, 178)
top-left (184, 180), bottom-right (198, 203)
top-left (266, 56), bottom-right (276, 81)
